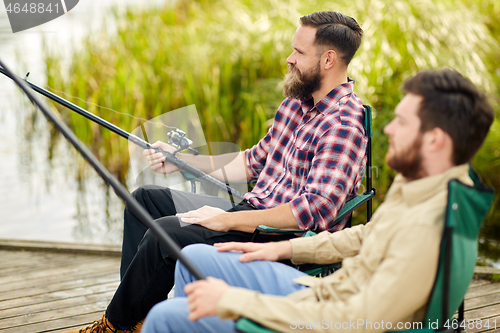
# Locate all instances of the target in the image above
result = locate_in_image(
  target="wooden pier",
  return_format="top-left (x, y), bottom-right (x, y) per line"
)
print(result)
top-left (0, 240), bottom-right (121, 333)
top-left (0, 239), bottom-right (499, 332)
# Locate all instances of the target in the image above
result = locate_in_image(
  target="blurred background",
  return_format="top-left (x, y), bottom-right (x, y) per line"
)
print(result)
top-left (0, 0), bottom-right (498, 267)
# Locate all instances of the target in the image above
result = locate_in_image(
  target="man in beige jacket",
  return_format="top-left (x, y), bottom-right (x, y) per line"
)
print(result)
top-left (142, 68), bottom-right (494, 333)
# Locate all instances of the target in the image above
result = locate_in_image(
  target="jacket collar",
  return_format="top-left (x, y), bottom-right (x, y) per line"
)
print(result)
top-left (389, 164), bottom-right (471, 207)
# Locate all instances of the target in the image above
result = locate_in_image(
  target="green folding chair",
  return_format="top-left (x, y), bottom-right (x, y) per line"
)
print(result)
top-left (249, 104), bottom-right (376, 244)
top-left (235, 165), bottom-right (494, 333)
top-left (403, 166), bottom-right (494, 332)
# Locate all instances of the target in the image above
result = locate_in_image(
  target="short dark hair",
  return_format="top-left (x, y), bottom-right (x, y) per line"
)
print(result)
top-left (299, 11), bottom-right (363, 65)
top-left (403, 69), bottom-right (495, 165)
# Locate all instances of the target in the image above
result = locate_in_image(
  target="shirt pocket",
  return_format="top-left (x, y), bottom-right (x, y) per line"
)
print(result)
top-left (287, 147), bottom-right (315, 190)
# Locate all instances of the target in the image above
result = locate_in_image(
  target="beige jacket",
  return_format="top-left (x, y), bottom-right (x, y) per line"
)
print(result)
top-left (218, 164), bottom-right (472, 332)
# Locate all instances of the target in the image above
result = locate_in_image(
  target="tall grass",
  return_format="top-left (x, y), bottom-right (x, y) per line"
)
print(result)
top-left (44, 0), bottom-right (499, 258)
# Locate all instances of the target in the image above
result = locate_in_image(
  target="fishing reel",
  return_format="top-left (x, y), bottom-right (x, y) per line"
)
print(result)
top-left (167, 129), bottom-right (199, 156)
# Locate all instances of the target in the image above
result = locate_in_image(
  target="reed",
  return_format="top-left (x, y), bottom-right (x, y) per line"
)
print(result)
top-left (44, 0), bottom-right (499, 247)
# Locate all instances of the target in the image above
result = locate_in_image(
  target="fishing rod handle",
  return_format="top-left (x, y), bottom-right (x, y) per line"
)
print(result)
top-left (132, 135), bottom-right (248, 202)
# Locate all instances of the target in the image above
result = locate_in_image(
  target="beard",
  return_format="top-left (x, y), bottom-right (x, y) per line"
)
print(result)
top-left (283, 62), bottom-right (322, 100)
top-left (385, 134), bottom-right (426, 180)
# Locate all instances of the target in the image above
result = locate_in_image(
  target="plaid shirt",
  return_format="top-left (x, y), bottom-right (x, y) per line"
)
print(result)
top-left (244, 79), bottom-right (367, 232)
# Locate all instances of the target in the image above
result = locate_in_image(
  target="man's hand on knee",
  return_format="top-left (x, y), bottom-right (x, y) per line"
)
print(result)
top-left (185, 277), bottom-right (230, 321)
top-left (214, 241), bottom-right (293, 263)
top-left (176, 206), bottom-right (229, 231)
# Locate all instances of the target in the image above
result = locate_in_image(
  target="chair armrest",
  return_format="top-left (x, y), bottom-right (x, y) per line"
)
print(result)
top-left (236, 318), bottom-right (276, 333)
top-left (251, 190), bottom-right (376, 241)
top-left (334, 189), bottom-right (376, 223)
top-left (255, 225), bottom-right (308, 235)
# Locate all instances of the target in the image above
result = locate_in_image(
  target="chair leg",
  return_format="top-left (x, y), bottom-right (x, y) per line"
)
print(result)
top-left (457, 300), bottom-right (465, 332)
top-left (250, 229), bottom-right (261, 242)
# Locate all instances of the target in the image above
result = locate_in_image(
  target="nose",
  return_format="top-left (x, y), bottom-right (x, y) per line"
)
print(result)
top-left (384, 119), bottom-right (395, 136)
top-left (286, 51), bottom-right (296, 65)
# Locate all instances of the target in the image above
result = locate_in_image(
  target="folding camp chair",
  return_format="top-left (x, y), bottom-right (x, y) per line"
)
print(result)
top-left (235, 165), bottom-right (495, 333)
top-left (249, 104), bottom-right (376, 244)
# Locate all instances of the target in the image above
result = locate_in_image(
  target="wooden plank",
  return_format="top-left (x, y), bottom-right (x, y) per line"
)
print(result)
top-left (0, 261), bottom-right (119, 293)
top-left (467, 283), bottom-right (500, 299)
top-left (0, 281), bottom-right (119, 311)
top-left (474, 267), bottom-right (500, 281)
top-left (466, 292), bottom-right (500, 311)
top-left (0, 252), bottom-right (63, 271)
top-left (0, 239), bottom-right (121, 257)
top-left (0, 300), bottom-right (110, 328)
top-left (0, 290), bottom-right (115, 320)
top-left (0, 311), bottom-right (104, 333)
top-left (0, 251), bottom-right (46, 265)
top-left (0, 254), bottom-right (100, 277)
top-left (471, 279), bottom-right (497, 288)
top-left (465, 303), bottom-right (500, 320)
top-left (0, 273), bottom-right (119, 301)
top-left (0, 257), bottom-right (118, 286)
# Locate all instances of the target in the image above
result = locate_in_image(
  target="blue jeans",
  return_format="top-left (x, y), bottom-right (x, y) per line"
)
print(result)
top-left (112, 186), bottom-right (295, 326)
top-left (142, 244), bottom-right (308, 333)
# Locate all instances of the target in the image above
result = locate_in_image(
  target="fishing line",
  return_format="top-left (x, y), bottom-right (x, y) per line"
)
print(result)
top-left (44, 83), bottom-right (178, 131)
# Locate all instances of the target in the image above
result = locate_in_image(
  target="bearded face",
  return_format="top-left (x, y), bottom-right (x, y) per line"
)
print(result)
top-left (283, 61), bottom-right (322, 100)
top-left (385, 133), bottom-right (426, 180)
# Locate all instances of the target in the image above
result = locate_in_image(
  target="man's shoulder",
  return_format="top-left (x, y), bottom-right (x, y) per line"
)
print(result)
top-left (322, 94), bottom-right (366, 134)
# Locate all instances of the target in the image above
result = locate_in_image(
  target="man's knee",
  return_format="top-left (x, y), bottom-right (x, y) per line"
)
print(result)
top-left (181, 244), bottom-right (216, 262)
top-left (130, 185), bottom-right (158, 202)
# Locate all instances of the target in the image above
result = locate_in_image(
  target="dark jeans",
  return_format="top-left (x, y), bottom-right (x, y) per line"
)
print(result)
top-left (106, 185), bottom-right (294, 327)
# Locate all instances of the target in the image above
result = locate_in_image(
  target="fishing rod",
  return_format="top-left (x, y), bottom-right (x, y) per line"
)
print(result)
top-left (0, 59), bottom-right (206, 281)
top-left (0, 66), bottom-right (247, 203)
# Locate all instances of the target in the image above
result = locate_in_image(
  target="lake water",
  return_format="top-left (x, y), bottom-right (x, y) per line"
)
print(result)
top-left (0, 0), bottom-right (167, 245)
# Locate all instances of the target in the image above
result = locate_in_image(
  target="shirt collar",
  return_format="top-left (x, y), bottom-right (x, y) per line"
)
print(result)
top-left (300, 78), bottom-right (355, 114)
top-left (388, 164), bottom-right (472, 207)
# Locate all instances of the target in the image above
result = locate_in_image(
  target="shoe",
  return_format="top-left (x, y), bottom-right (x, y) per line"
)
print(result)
top-left (62, 314), bottom-right (143, 333)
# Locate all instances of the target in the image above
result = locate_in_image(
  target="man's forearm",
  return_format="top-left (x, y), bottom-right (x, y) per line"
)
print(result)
top-left (175, 151), bottom-right (249, 183)
top-left (225, 203), bottom-right (299, 233)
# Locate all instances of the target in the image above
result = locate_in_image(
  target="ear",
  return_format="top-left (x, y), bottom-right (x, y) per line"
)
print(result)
top-left (323, 50), bottom-right (337, 70)
top-left (424, 127), bottom-right (452, 154)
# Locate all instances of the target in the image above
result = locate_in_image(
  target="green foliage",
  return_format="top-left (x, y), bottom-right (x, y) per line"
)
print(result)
top-left (44, 0), bottom-right (499, 256)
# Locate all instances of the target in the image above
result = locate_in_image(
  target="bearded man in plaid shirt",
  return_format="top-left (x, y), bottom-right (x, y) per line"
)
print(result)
top-left (65, 11), bottom-right (368, 333)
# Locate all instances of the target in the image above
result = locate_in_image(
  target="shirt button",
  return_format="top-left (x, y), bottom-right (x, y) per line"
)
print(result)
top-left (283, 168), bottom-right (286, 172)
